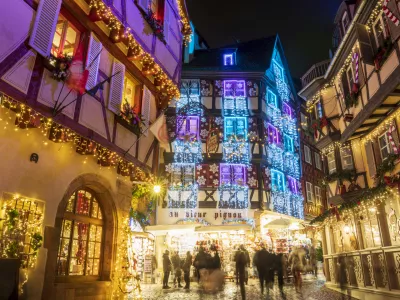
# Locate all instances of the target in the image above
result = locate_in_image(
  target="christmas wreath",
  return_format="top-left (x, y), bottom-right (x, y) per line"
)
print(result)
top-left (48, 54), bottom-right (73, 82)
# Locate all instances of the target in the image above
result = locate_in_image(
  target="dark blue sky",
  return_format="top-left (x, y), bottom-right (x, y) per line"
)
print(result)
top-left (186, 0), bottom-right (343, 79)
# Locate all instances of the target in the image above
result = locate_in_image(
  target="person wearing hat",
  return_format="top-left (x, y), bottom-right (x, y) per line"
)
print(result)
top-left (162, 250), bottom-right (172, 289)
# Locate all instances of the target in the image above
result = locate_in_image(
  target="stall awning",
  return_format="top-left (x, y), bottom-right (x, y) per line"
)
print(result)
top-left (195, 224), bottom-right (252, 232)
top-left (259, 210), bottom-right (305, 230)
top-left (145, 224), bottom-right (199, 236)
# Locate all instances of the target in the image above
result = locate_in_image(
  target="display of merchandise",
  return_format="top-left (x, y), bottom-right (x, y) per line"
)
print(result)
top-left (274, 238), bottom-right (289, 253)
top-left (132, 236), bottom-right (155, 279)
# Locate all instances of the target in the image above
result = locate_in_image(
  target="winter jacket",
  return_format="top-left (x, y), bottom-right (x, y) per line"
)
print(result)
top-left (163, 253), bottom-right (172, 272)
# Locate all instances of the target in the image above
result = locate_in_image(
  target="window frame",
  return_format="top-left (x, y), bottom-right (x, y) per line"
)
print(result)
top-left (327, 151), bottom-right (337, 174)
top-left (315, 152), bottom-right (322, 170)
top-left (346, 65), bottom-right (354, 91)
top-left (220, 163), bottom-right (247, 185)
top-left (372, 15), bottom-right (388, 49)
top-left (304, 145), bottom-right (312, 164)
top-left (56, 189), bottom-right (104, 278)
top-left (306, 181), bottom-right (314, 203)
top-left (340, 146), bottom-right (354, 170)
top-left (171, 163), bottom-right (195, 186)
top-left (378, 132), bottom-right (392, 160)
top-left (314, 186), bottom-right (322, 204)
top-left (224, 117), bottom-right (247, 141)
top-left (177, 116), bottom-right (200, 141)
top-left (224, 53), bottom-right (235, 66)
top-left (273, 60), bottom-right (284, 80)
top-left (284, 134), bottom-right (294, 152)
top-left (51, 12), bottom-right (83, 58)
top-left (267, 123), bottom-right (280, 144)
top-left (271, 169), bottom-right (285, 192)
top-left (267, 90), bottom-right (278, 108)
top-left (315, 101), bottom-right (323, 120)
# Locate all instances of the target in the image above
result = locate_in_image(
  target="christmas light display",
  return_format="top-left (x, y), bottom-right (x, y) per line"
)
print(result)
top-left (173, 139), bottom-right (202, 163)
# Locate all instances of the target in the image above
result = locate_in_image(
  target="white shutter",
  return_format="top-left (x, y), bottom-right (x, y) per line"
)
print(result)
top-left (108, 58), bottom-right (125, 115)
top-left (29, 0), bottom-right (62, 57)
top-left (85, 34), bottom-right (103, 90)
top-left (142, 86), bottom-right (151, 136)
top-left (138, 0), bottom-right (149, 11)
top-left (163, 2), bottom-right (170, 43)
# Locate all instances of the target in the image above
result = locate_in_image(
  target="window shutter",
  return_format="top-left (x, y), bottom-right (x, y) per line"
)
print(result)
top-left (386, 1), bottom-right (400, 42)
top-left (163, 2), bottom-right (170, 44)
top-left (85, 34), bottom-right (103, 90)
top-left (235, 80), bottom-right (246, 97)
top-left (108, 58), bottom-right (125, 115)
top-left (29, 0), bottom-right (62, 57)
top-left (224, 81), bottom-right (235, 97)
top-left (355, 49), bottom-right (365, 85)
top-left (142, 86), bottom-right (152, 136)
top-left (138, 0), bottom-right (149, 11)
top-left (355, 23), bottom-right (376, 65)
top-left (365, 141), bottom-right (376, 178)
top-left (372, 138), bottom-right (382, 167)
top-left (391, 122), bottom-right (400, 149)
top-left (341, 72), bottom-right (350, 97)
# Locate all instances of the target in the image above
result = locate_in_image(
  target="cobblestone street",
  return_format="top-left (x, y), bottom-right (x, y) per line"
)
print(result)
top-left (141, 276), bottom-right (355, 300)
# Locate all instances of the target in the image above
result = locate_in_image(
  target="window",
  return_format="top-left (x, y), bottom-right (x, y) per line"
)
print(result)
top-left (273, 61), bottom-right (284, 80)
top-left (180, 79), bottom-right (200, 97)
top-left (346, 66), bottom-right (354, 91)
top-left (315, 101), bottom-right (323, 119)
top-left (300, 113), bottom-right (308, 130)
top-left (223, 98), bottom-right (248, 113)
top-left (177, 116), bottom-right (200, 140)
top-left (171, 164), bottom-right (195, 186)
top-left (342, 12), bottom-right (350, 33)
top-left (267, 90), bottom-right (278, 108)
top-left (327, 151), bottom-right (337, 174)
top-left (340, 146), bottom-right (354, 170)
top-left (267, 123), bottom-right (280, 144)
top-left (373, 16), bottom-right (387, 49)
top-left (283, 103), bottom-right (292, 118)
top-left (288, 176), bottom-right (298, 194)
top-left (284, 134), bottom-right (294, 152)
top-left (224, 117), bottom-right (247, 141)
top-left (271, 169), bottom-right (285, 192)
top-left (379, 132), bottom-right (392, 160)
top-left (224, 53), bottom-right (235, 66)
top-left (57, 190), bottom-right (103, 276)
top-left (51, 14), bottom-right (81, 57)
top-left (122, 75), bottom-right (139, 109)
top-left (220, 164), bottom-right (246, 185)
top-left (315, 152), bottom-right (322, 170)
top-left (224, 80), bottom-right (246, 97)
top-left (306, 182), bottom-right (313, 202)
top-left (314, 186), bottom-right (322, 204)
top-left (304, 145), bottom-right (312, 164)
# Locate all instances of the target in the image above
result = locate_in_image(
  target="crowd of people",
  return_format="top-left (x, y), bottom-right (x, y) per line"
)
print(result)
top-left (161, 244), bottom-right (317, 299)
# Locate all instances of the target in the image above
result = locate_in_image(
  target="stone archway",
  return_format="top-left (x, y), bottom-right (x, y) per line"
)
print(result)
top-left (42, 173), bottom-right (118, 300)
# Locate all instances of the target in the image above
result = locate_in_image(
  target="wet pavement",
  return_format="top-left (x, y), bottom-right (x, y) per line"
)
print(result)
top-left (141, 275), bottom-right (356, 300)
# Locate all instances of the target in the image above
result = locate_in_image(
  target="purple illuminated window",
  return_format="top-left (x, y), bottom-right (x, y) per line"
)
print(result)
top-left (283, 103), bottom-right (292, 118)
top-left (177, 116), bottom-right (200, 140)
top-left (224, 54), bottom-right (234, 66)
top-left (288, 176), bottom-right (298, 194)
top-left (224, 80), bottom-right (246, 97)
top-left (267, 123), bottom-right (280, 144)
top-left (220, 164), bottom-right (246, 185)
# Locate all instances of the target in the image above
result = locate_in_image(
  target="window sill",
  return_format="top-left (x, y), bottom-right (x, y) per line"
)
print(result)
top-left (115, 115), bottom-right (141, 137)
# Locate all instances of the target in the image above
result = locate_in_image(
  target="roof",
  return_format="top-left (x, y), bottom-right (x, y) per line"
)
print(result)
top-left (183, 35), bottom-right (277, 72)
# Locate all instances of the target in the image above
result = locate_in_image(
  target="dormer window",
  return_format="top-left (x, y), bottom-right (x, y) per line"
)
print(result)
top-left (224, 53), bottom-right (235, 66)
top-left (342, 12), bottom-right (350, 33)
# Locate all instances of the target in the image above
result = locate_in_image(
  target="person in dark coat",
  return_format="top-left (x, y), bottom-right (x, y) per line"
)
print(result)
top-left (162, 250), bottom-right (172, 289)
top-left (234, 245), bottom-right (249, 300)
top-left (183, 251), bottom-right (192, 289)
top-left (171, 251), bottom-right (183, 287)
top-left (213, 251), bottom-right (221, 269)
top-left (254, 245), bottom-right (267, 294)
top-left (275, 253), bottom-right (285, 295)
top-left (193, 247), bottom-right (207, 282)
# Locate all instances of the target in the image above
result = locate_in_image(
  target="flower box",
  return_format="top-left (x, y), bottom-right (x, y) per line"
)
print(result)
top-left (374, 38), bottom-right (394, 71)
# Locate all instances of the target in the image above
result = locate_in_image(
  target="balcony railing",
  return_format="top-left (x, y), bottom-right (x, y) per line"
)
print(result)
top-left (301, 60), bottom-right (331, 88)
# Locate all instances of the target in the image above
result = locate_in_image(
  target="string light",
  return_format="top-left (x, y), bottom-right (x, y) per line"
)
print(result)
top-left (361, 108), bottom-right (400, 144)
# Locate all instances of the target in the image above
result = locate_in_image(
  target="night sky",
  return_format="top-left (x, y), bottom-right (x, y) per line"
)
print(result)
top-left (186, 0), bottom-right (344, 80)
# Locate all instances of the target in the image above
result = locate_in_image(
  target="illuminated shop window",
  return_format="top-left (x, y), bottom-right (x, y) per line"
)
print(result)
top-left (224, 117), bottom-right (247, 141)
top-left (51, 14), bottom-right (81, 57)
top-left (57, 190), bottom-right (103, 276)
top-left (284, 134), bottom-right (294, 152)
top-left (271, 169), bottom-right (285, 192)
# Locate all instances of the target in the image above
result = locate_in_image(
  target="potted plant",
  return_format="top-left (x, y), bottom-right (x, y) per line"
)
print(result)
top-left (48, 54), bottom-right (73, 82)
top-left (120, 99), bottom-right (144, 136)
top-left (143, 8), bottom-right (166, 43)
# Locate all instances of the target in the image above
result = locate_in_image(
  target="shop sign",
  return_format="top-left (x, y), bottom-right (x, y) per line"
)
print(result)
top-left (206, 129), bottom-right (219, 154)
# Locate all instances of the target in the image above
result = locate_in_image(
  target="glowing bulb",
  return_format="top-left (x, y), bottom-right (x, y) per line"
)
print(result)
top-left (153, 185), bottom-right (161, 194)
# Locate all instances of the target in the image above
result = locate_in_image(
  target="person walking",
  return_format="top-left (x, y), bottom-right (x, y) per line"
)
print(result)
top-left (234, 245), bottom-right (249, 300)
top-left (193, 247), bottom-right (207, 283)
top-left (310, 245), bottom-right (317, 278)
top-left (162, 250), bottom-right (172, 289)
top-left (253, 244), bottom-right (269, 295)
top-left (275, 253), bottom-right (285, 296)
top-left (289, 246), bottom-right (306, 293)
top-left (266, 251), bottom-right (275, 294)
top-left (171, 251), bottom-right (183, 288)
top-left (183, 251), bottom-right (192, 289)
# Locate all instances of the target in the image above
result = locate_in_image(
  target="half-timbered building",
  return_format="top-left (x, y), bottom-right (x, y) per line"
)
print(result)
top-left (0, 0), bottom-right (190, 299)
top-left (299, 0), bottom-right (400, 298)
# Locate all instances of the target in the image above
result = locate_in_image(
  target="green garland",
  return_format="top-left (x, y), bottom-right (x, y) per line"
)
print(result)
top-left (325, 169), bottom-right (356, 183)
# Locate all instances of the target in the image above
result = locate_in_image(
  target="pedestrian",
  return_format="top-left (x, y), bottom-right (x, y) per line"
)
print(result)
top-left (310, 245), bottom-right (317, 278)
top-left (266, 251), bottom-right (275, 294)
top-left (282, 253), bottom-right (288, 282)
top-left (183, 251), bottom-right (192, 289)
top-left (151, 255), bottom-right (158, 284)
top-left (234, 245), bottom-right (249, 300)
top-left (289, 246), bottom-right (306, 293)
top-left (193, 247), bottom-right (207, 283)
top-left (213, 251), bottom-right (221, 269)
top-left (253, 244), bottom-right (269, 294)
top-left (275, 253), bottom-right (285, 296)
top-left (171, 251), bottom-right (183, 288)
top-left (162, 250), bottom-right (172, 289)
